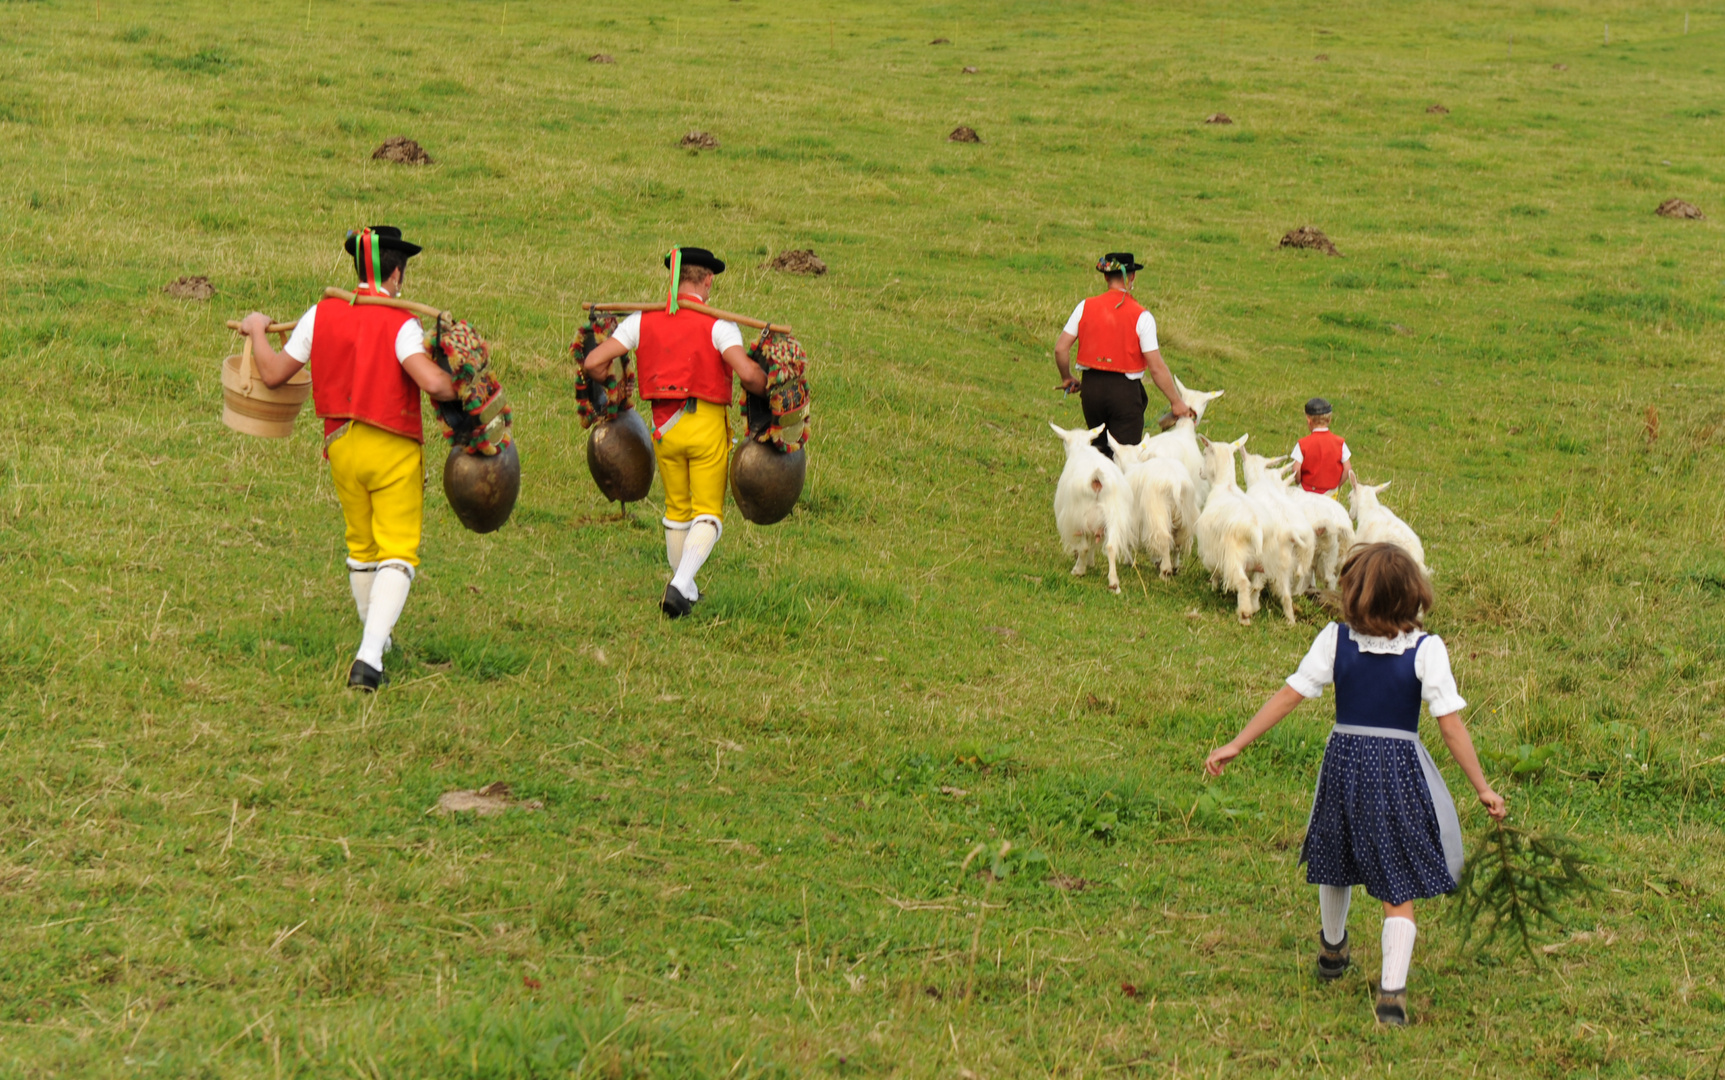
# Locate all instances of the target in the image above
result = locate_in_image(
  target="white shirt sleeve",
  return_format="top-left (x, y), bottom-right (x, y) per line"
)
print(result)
top-left (1415, 636), bottom-right (1467, 716)
top-left (609, 312), bottom-right (643, 351)
top-left (1286, 622), bottom-right (1340, 698)
top-left (281, 304), bottom-right (320, 363)
top-left (396, 318), bottom-right (427, 362)
top-left (1290, 442), bottom-right (1305, 463)
top-left (1340, 441), bottom-right (1352, 462)
top-left (1136, 310), bottom-right (1159, 353)
top-left (711, 320), bottom-right (745, 353)
top-left (1062, 301), bottom-right (1086, 337)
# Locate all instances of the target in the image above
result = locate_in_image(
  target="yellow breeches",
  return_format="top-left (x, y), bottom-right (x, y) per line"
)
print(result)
top-left (327, 422), bottom-right (424, 566)
top-left (655, 400), bottom-right (730, 523)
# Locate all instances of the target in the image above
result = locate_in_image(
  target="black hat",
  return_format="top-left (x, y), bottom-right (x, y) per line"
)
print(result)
top-left (1097, 252), bottom-right (1144, 274)
top-left (1305, 397), bottom-right (1333, 416)
top-left (344, 225), bottom-right (422, 259)
top-left (665, 246), bottom-right (726, 274)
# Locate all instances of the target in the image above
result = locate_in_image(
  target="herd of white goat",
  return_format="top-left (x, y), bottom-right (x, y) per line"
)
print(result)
top-left (1051, 380), bottom-right (1427, 624)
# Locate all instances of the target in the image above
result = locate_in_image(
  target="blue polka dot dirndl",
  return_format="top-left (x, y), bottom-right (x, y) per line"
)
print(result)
top-left (1300, 631), bottom-right (1466, 905)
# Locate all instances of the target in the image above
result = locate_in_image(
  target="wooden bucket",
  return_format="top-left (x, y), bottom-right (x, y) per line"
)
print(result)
top-left (222, 335), bottom-right (311, 438)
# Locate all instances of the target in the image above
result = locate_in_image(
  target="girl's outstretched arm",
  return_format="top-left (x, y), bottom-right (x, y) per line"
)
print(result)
top-left (1205, 685), bottom-right (1306, 776)
top-left (1434, 712), bottom-right (1508, 819)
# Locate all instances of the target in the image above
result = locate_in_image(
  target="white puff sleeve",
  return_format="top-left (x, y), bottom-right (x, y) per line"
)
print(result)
top-left (1286, 622), bottom-right (1340, 699)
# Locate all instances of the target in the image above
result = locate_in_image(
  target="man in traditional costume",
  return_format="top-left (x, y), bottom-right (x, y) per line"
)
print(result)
top-left (580, 247), bottom-right (768, 618)
top-left (238, 226), bottom-right (458, 690)
top-left (1053, 252), bottom-right (1193, 456)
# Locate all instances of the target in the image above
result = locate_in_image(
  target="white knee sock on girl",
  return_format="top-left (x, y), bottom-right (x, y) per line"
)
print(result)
top-left (1381, 916), bottom-right (1417, 991)
top-left (1318, 885), bottom-right (1351, 945)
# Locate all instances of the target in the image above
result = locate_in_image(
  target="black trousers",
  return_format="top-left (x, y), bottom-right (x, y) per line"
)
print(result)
top-left (1079, 369), bottom-right (1149, 457)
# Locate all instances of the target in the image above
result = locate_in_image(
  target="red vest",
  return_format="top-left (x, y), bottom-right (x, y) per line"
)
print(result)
top-left (309, 290), bottom-right (424, 442)
top-left (636, 296), bottom-right (734, 408)
top-left (1074, 290), bottom-right (1148, 374)
top-left (1297, 430), bottom-right (1348, 493)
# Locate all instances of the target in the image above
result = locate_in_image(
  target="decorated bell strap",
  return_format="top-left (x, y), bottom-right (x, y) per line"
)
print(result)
top-left (433, 315), bottom-right (513, 456)
top-left (571, 309), bottom-right (632, 430)
top-left (742, 327), bottom-right (811, 453)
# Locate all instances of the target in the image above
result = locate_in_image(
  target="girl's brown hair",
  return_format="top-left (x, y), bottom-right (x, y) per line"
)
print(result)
top-left (1338, 542), bottom-right (1433, 638)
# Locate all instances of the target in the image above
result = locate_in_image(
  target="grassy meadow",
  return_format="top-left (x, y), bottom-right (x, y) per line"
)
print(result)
top-left (4, 0), bottom-right (1725, 1074)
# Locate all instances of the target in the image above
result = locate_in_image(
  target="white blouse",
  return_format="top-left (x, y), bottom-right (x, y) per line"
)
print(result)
top-left (1285, 623), bottom-right (1467, 718)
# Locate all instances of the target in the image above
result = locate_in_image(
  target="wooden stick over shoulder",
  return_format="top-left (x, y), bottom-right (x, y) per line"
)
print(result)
top-left (323, 286), bottom-right (448, 320)
top-left (583, 301), bottom-right (792, 334)
top-left (226, 318), bottom-right (298, 334)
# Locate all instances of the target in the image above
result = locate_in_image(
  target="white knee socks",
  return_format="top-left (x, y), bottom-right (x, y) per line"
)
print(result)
top-left (347, 559), bottom-right (377, 622)
top-left (1381, 916), bottom-right (1417, 992)
top-left (669, 517), bottom-right (720, 602)
top-left (357, 563), bottom-right (412, 670)
top-left (1318, 885), bottom-right (1351, 946)
top-left (664, 523), bottom-right (689, 571)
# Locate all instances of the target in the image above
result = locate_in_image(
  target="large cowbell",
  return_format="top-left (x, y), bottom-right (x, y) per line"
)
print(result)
top-left (586, 407), bottom-right (655, 503)
top-left (444, 442), bottom-right (521, 533)
top-left (728, 392), bottom-right (805, 525)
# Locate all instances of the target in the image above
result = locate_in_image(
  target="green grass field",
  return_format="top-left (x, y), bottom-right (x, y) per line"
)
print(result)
top-left (4, 0), bottom-right (1724, 1075)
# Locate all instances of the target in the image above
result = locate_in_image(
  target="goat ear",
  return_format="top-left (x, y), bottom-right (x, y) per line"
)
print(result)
top-left (1377, 480), bottom-right (1392, 492)
top-left (1196, 433), bottom-right (1212, 448)
top-left (1234, 433), bottom-right (1250, 449)
top-left (1266, 455), bottom-right (1290, 467)
top-left (1087, 424), bottom-right (1108, 440)
top-left (1049, 421), bottom-right (1068, 439)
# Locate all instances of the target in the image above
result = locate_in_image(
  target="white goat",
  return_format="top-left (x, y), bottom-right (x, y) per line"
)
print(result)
top-left (1195, 433), bottom-right (1266, 623)
top-left (1349, 480), bottom-right (1428, 572)
top-left (1050, 423), bottom-right (1134, 593)
top-left (1139, 379), bottom-right (1225, 503)
top-left (1109, 435), bottom-right (1199, 578)
top-left (1239, 447), bottom-right (1316, 623)
top-left (1281, 468), bottom-right (1356, 591)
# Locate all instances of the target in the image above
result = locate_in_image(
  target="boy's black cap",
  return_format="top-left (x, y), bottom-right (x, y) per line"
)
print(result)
top-left (666, 247), bottom-right (726, 274)
top-left (344, 226), bottom-right (422, 259)
top-left (1305, 397), bottom-right (1333, 416)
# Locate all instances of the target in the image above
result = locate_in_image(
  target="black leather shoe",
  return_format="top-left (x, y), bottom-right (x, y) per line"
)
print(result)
top-left (661, 583), bottom-right (694, 619)
top-left (1375, 985), bottom-right (1408, 1026)
top-left (1317, 930), bottom-right (1350, 980)
top-left (347, 659), bottom-right (386, 692)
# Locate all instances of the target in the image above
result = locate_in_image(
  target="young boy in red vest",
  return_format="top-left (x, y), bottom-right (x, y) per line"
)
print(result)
top-left (1053, 252), bottom-right (1193, 456)
top-left (238, 227), bottom-right (458, 691)
top-left (581, 247), bottom-right (768, 617)
top-left (1291, 397), bottom-right (1352, 496)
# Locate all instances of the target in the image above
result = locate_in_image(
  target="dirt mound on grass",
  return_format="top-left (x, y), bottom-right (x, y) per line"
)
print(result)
top-left (1280, 226), bottom-right (1341, 256)
top-left (948, 125), bottom-right (981, 143)
top-left (1552, 63), bottom-right (1568, 71)
top-left (680, 130), bottom-right (719, 150)
top-left (1314, 53), bottom-right (1329, 61)
top-left (372, 136), bottom-right (432, 165)
top-left (766, 249), bottom-right (827, 275)
top-left (430, 782), bottom-right (543, 817)
top-left (588, 53), bottom-right (615, 64)
top-left (163, 275), bottom-right (214, 301)
top-left (962, 66), bottom-right (978, 74)
top-left (1427, 103), bottom-right (1449, 114)
top-left (1205, 112), bottom-right (1233, 124)
top-left (930, 37), bottom-right (951, 45)
top-left (1656, 198), bottom-right (1704, 220)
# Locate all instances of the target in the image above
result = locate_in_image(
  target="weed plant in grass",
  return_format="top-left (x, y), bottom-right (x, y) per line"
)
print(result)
top-left (2, 0), bottom-right (1723, 1076)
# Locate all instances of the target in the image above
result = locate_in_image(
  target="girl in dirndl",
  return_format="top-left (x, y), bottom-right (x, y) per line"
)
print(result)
top-left (1205, 543), bottom-right (1507, 1025)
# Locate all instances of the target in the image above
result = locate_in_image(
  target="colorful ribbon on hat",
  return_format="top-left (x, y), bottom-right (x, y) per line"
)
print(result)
top-left (665, 247), bottom-right (683, 315)
top-left (1095, 255), bottom-right (1132, 275)
top-left (348, 227), bottom-right (383, 297)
